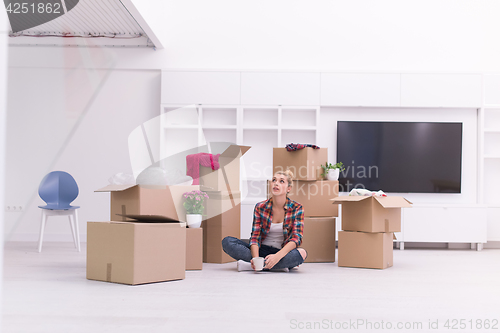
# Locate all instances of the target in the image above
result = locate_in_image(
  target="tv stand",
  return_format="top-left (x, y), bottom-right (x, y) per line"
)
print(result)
top-left (400, 204), bottom-right (487, 251)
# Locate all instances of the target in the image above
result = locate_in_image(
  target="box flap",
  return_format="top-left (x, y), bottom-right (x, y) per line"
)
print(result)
top-left (117, 214), bottom-right (181, 223)
top-left (95, 184), bottom-right (137, 192)
top-left (374, 196), bottom-right (413, 208)
top-left (219, 145), bottom-right (251, 159)
top-left (330, 196), bottom-right (371, 203)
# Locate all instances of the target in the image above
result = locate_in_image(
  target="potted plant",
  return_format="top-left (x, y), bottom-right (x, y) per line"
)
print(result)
top-left (321, 162), bottom-right (345, 181)
top-left (182, 190), bottom-right (209, 228)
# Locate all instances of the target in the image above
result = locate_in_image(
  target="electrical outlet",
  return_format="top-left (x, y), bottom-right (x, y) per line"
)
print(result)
top-left (5, 205), bottom-right (23, 212)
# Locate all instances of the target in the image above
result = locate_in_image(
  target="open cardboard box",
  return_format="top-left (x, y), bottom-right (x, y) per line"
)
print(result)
top-left (267, 180), bottom-right (339, 217)
top-left (338, 231), bottom-right (393, 269)
top-left (331, 196), bottom-right (412, 233)
top-left (198, 145), bottom-right (250, 192)
top-left (301, 217), bottom-right (336, 263)
top-left (87, 221), bottom-right (186, 285)
top-left (273, 147), bottom-right (328, 181)
top-left (202, 191), bottom-right (241, 263)
top-left (95, 184), bottom-right (198, 222)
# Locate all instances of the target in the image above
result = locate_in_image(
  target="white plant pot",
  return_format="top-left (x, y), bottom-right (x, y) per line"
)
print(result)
top-left (327, 169), bottom-right (340, 181)
top-left (186, 214), bottom-right (202, 228)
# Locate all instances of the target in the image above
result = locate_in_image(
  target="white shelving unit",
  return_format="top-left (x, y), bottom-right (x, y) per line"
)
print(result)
top-left (159, 105), bottom-right (320, 171)
top-left (159, 70), bottom-right (496, 242)
top-left (480, 106), bottom-right (500, 241)
top-left (480, 74), bottom-right (500, 241)
top-left (160, 103), bottom-right (320, 237)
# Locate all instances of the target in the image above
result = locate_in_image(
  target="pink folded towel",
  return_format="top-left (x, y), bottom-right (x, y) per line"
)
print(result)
top-left (186, 153), bottom-right (220, 185)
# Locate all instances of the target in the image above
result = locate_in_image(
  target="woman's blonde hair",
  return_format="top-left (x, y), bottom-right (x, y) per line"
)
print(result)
top-left (275, 169), bottom-right (294, 187)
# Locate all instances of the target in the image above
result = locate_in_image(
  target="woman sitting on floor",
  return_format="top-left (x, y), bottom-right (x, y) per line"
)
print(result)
top-left (222, 170), bottom-right (307, 272)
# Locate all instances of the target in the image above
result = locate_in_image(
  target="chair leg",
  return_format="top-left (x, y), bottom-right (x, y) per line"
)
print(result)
top-left (74, 210), bottom-right (81, 252)
top-left (69, 214), bottom-right (77, 248)
top-left (38, 210), bottom-right (47, 253)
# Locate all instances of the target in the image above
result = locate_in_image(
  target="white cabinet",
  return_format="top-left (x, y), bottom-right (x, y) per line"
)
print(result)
top-left (320, 73), bottom-right (400, 107)
top-left (480, 75), bottom-right (500, 240)
top-left (161, 71), bottom-right (240, 105)
top-left (401, 74), bottom-right (482, 107)
top-left (484, 74), bottom-right (500, 105)
top-left (487, 208), bottom-right (500, 241)
top-left (403, 206), bottom-right (487, 243)
top-left (240, 72), bottom-right (321, 105)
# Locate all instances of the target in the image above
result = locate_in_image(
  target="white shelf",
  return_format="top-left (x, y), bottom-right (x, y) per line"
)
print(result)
top-left (202, 125), bottom-right (237, 129)
top-left (243, 126), bottom-right (279, 130)
top-left (202, 107), bottom-right (238, 127)
top-left (164, 124), bottom-right (200, 129)
top-left (484, 155), bottom-right (500, 159)
top-left (484, 128), bottom-right (500, 133)
top-left (281, 126), bottom-right (317, 130)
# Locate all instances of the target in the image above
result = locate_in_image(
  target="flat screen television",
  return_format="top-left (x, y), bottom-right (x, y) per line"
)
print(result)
top-left (336, 121), bottom-right (463, 193)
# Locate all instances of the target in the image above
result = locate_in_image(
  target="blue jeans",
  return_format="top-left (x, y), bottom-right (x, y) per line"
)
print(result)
top-left (221, 236), bottom-right (305, 270)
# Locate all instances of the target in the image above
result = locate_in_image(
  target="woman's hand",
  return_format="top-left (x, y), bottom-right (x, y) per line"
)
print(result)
top-left (250, 258), bottom-right (256, 271)
top-left (264, 253), bottom-right (282, 270)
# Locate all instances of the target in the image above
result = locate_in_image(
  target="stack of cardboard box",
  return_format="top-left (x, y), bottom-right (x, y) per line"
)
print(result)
top-left (88, 184), bottom-right (201, 285)
top-left (272, 147), bottom-right (338, 263)
top-left (331, 196), bottom-right (412, 269)
top-left (200, 145), bottom-right (250, 263)
top-left (86, 144), bottom-right (251, 283)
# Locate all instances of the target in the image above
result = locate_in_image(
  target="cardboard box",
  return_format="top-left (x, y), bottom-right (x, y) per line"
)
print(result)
top-left (338, 231), bottom-right (393, 269)
top-left (199, 145), bottom-right (250, 192)
top-left (331, 196), bottom-right (412, 233)
top-left (268, 180), bottom-right (339, 217)
top-left (87, 221), bottom-right (186, 285)
top-left (186, 228), bottom-right (203, 270)
top-left (273, 147), bottom-right (328, 181)
top-left (301, 217), bottom-right (336, 263)
top-left (95, 184), bottom-right (198, 222)
top-left (202, 191), bottom-right (241, 263)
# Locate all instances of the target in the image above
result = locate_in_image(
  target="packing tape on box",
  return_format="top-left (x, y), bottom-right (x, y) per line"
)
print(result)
top-left (106, 263), bottom-right (112, 282)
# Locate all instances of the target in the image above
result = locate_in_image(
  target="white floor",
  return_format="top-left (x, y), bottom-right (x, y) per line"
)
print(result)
top-left (2, 242), bottom-right (499, 333)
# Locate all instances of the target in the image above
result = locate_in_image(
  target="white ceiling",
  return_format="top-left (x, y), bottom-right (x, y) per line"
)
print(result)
top-left (7, 0), bottom-right (163, 48)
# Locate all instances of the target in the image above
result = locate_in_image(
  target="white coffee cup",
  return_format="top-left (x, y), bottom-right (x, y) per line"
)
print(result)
top-left (252, 257), bottom-right (265, 271)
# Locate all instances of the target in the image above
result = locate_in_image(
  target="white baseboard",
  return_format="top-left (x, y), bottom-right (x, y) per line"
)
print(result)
top-left (484, 241), bottom-right (500, 249)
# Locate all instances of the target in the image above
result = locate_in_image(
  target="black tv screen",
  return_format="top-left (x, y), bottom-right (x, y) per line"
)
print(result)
top-left (336, 121), bottom-right (463, 193)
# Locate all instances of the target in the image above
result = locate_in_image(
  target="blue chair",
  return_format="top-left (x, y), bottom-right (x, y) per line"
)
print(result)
top-left (38, 171), bottom-right (81, 252)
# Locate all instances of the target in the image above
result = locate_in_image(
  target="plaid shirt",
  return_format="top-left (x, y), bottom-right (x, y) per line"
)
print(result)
top-left (249, 197), bottom-right (304, 248)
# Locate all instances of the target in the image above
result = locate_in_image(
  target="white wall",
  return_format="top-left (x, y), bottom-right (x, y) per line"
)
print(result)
top-left (7, 0), bottom-right (500, 72)
top-left (5, 68), bottom-right (160, 241)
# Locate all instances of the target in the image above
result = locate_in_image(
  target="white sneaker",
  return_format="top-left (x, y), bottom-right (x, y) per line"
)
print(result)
top-left (237, 260), bottom-right (253, 272)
